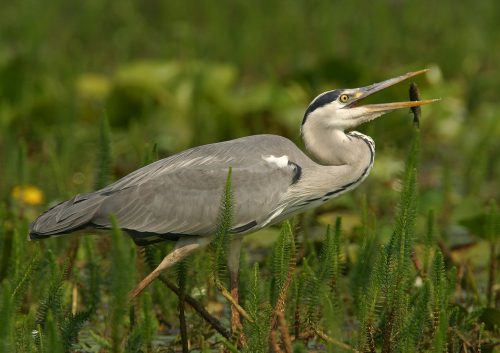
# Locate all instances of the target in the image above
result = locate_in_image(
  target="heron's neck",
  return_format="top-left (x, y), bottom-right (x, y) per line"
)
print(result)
top-left (302, 124), bottom-right (373, 166)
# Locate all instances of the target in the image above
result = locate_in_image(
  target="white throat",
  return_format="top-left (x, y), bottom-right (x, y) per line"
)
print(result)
top-left (301, 117), bottom-right (373, 167)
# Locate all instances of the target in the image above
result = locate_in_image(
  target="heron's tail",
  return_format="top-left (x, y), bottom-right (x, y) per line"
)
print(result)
top-left (28, 193), bottom-right (105, 240)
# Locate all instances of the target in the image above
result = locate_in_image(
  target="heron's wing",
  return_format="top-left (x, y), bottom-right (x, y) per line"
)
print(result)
top-left (91, 135), bottom-right (305, 240)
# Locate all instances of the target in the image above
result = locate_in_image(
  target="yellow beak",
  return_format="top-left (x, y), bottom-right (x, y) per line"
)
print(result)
top-left (347, 69), bottom-right (440, 113)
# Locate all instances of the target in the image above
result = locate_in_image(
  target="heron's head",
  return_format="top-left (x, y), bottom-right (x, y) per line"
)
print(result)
top-left (301, 69), bottom-right (438, 134)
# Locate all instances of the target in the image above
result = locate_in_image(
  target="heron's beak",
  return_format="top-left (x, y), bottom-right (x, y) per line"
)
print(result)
top-left (347, 69), bottom-right (439, 113)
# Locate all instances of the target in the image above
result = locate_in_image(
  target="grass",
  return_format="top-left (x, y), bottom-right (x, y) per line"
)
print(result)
top-left (1, 0), bottom-right (499, 352)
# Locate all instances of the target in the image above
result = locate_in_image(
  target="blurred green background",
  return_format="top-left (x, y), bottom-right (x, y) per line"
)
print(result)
top-left (1, 0), bottom-right (499, 206)
top-left (1, 0), bottom-right (499, 351)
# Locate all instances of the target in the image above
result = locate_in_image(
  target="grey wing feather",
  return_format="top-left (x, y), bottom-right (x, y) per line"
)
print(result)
top-left (29, 135), bottom-right (306, 242)
top-left (29, 194), bottom-right (106, 238)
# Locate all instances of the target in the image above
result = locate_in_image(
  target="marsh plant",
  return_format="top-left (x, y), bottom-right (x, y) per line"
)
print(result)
top-left (1, 119), bottom-right (498, 353)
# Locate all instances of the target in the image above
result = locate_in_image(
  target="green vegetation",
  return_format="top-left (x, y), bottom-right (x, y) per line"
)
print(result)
top-left (0, 0), bottom-right (499, 352)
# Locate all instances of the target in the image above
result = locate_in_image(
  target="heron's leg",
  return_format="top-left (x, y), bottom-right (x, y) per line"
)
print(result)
top-left (227, 237), bottom-right (244, 339)
top-left (129, 236), bottom-right (211, 300)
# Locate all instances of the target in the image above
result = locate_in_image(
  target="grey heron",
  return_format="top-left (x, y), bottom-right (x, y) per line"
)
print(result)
top-left (29, 69), bottom-right (437, 333)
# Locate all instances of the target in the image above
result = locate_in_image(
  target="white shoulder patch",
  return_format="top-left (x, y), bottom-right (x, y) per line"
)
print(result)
top-left (262, 155), bottom-right (289, 168)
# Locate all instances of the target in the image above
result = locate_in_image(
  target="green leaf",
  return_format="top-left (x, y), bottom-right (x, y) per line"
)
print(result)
top-left (210, 167), bottom-right (234, 285)
top-left (270, 221), bottom-right (295, 306)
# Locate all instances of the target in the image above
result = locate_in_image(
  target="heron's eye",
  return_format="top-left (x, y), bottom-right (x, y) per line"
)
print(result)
top-left (339, 94), bottom-right (349, 103)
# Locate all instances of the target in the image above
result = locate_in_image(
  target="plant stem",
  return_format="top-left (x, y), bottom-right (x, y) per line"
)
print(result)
top-left (156, 274), bottom-right (231, 339)
top-left (314, 328), bottom-right (360, 352)
top-left (268, 244), bottom-right (296, 353)
top-left (215, 281), bottom-right (252, 322)
top-left (179, 293), bottom-right (189, 353)
top-left (277, 311), bottom-right (292, 353)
